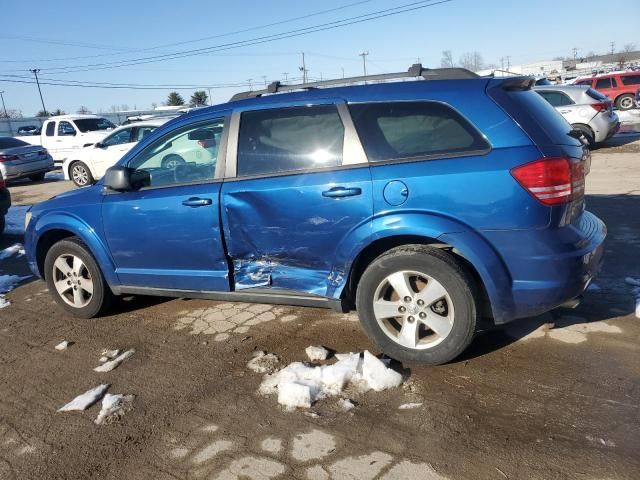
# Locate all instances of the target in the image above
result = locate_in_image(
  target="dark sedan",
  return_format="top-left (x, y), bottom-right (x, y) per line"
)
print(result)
top-left (0, 137), bottom-right (54, 182)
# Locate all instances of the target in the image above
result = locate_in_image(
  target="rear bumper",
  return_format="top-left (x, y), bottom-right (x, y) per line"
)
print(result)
top-left (481, 211), bottom-right (606, 323)
top-left (0, 157), bottom-right (55, 181)
top-left (591, 113), bottom-right (620, 143)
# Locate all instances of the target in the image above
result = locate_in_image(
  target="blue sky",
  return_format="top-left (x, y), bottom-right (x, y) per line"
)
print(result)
top-left (1, 0), bottom-right (637, 116)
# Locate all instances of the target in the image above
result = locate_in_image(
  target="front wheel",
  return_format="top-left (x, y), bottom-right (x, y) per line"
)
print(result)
top-left (70, 161), bottom-right (94, 187)
top-left (355, 246), bottom-right (477, 365)
top-left (616, 94), bottom-right (635, 111)
top-left (44, 237), bottom-right (113, 318)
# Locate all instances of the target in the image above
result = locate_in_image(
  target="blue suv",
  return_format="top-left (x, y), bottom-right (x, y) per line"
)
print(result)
top-left (24, 65), bottom-right (606, 365)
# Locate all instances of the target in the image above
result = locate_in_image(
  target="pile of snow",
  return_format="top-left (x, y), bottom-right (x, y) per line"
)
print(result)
top-left (94, 393), bottom-right (134, 424)
top-left (58, 384), bottom-right (110, 412)
top-left (0, 243), bottom-right (24, 260)
top-left (94, 349), bottom-right (134, 372)
top-left (247, 351), bottom-right (280, 374)
top-left (625, 277), bottom-right (640, 318)
top-left (258, 351), bottom-right (403, 410)
top-left (305, 345), bottom-right (329, 362)
top-left (4, 205), bottom-right (31, 235)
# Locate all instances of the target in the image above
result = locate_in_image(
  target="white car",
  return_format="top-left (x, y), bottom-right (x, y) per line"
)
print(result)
top-left (63, 119), bottom-right (168, 187)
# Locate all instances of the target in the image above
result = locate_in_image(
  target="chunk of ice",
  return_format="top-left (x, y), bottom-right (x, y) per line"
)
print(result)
top-left (0, 296), bottom-right (10, 309)
top-left (305, 345), bottom-right (329, 362)
top-left (338, 398), bottom-right (355, 411)
top-left (398, 402), bottom-right (423, 410)
top-left (278, 382), bottom-right (312, 409)
top-left (247, 351), bottom-right (280, 373)
top-left (361, 351), bottom-right (403, 392)
top-left (94, 393), bottom-right (134, 424)
top-left (94, 349), bottom-right (134, 372)
top-left (58, 384), bottom-right (109, 412)
top-left (55, 341), bottom-right (72, 351)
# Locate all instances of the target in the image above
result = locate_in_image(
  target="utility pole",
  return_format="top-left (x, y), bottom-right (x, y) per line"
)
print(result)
top-left (30, 69), bottom-right (47, 115)
top-left (341, 67), bottom-right (345, 79)
top-left (610, 41), bottom-right (615, 55)
top-left (282, 72), bottom-right (289, 83)
top-left (572, 47), bottom-right (578, 60)
top-left (246, 78), bottom-right (253, 91)
top-left (261, 75), bottom-right (268, 87)
top-left (506, 56), bottom-right (511, 71)
top-left (359, 51), bottom-right (369, 83)
top-left (299, 52), bottom-right (308, 83)
top-left (0, 90), bottom-right (11, 136)
top-left (207, 87), bottom-right (212, 105)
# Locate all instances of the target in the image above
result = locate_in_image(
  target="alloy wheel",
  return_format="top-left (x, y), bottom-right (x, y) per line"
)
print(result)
top-left (372, 270), bottom-right (454, 350)
top-left (52, 254), bottom-right (94, 308)
top-left (71, 164), bottom-right (89, 186)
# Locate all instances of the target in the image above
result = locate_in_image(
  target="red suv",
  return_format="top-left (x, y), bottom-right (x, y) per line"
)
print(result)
top-left (575, 72), bottom-right (640, 110)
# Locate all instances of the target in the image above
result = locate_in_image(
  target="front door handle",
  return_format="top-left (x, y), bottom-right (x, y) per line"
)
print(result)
top-left (182, 197), bottom-right (212, 207)
top-left (322, 187), bottom-right (362, 198)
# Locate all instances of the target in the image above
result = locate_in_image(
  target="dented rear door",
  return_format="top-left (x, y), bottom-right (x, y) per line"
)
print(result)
top-left (220, 101), bottom-right (372, 296)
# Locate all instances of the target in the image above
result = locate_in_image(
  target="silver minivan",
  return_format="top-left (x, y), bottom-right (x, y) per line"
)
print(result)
top-left (535, 85), bottom-right (620, 146)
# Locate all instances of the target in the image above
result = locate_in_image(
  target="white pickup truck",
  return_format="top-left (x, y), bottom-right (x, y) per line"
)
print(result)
top-left (17, 114), bottom-right (116, 164)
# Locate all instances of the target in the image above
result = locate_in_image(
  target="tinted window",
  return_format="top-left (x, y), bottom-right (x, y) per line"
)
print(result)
top-left (537, 91), bottom-right (575, 107)
top-left (74, 118), bottom-right (115, 132)
top-left (237, 105), bottom-right (344, 177)
top-left (621, 75), bottom-right (640, 86)
top-left (349, 102), bottom-right (489, 162)
top-left (0, 137), bottom-right (29, 149)
top-left (58, 121), bottom-right (76, 136)
top-left (128, 119), bottom-right (224, 188)
top-left (595, 78), bottom-right (613, 89)
top-left (102, 128), bottom-right (132, 147)
top-left (45, 122), bottom-right (55, 137)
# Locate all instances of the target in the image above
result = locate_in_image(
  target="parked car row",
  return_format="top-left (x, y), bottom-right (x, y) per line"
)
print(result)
top-left (573, 71), bottom-right (640, 110)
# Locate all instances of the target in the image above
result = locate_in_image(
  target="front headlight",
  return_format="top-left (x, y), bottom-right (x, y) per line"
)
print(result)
top-left (24, 211), bottom-right (32, 230)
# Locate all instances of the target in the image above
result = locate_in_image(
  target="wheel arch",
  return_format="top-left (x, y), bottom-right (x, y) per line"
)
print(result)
top-left (328, 213), bottom-right (514, 324)
top-left (33, 215), bottom-right (118, 288)
top-left (68, 159), bottom-right (97, 182)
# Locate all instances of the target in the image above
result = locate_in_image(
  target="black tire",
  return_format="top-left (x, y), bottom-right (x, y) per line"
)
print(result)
top-left (572, 123), bottom-right (595, 147)
top-left (29, 172), bottom-right (46, 182)
top-left (355, 245), bottom-right (477, 365)
top-left (615, 94), bottom-right (635, 111)
top-left (69, 161), bottom-right (94, 187)
top-left (161, 154), bottom-right (186, 169)
top-left (44, 237), bottom-right (113, 318)
top-left (0, 216), bottom-right (5, 235)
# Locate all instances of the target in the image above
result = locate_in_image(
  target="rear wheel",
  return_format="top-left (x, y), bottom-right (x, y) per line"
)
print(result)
top-left (616, 94), bottom-right (635, 110)
top-left (355, 245), bottom-right (477, 365)
top-left (29, 172), bottom-right (46, 182)
top-left (161, 154), bottom-right (185, 169)
top-left (70, 161), bottom-right (94, 187)
top-left (44, 237), bottom-right (113, 318)
top-left (572, 123), bottom-right (595, 147)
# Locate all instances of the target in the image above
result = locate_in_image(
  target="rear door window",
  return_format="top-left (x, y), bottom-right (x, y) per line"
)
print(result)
top-left (595, 78), bottom-right (613, 89)
top-left (45, 122), bottom-right (55, 136)
top-left (237, 105), bottom-right (344, 176)
top-left (349, 101), bottom-right (489, 162)
top-left (537, 91), bottom-right (575, 107)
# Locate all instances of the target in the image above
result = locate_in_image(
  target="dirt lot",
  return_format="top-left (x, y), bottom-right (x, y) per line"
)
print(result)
top-left (1, 134), bottom-right (639, 480)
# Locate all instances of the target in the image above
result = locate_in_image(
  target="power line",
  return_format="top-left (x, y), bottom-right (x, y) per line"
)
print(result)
top-left (0, 0), bottom-right (374, 64)
top-left (30, 0), bottom-right (452, 74)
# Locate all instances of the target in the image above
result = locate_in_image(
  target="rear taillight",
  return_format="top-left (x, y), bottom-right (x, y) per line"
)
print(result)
top-left (590, 102), bottom-right (609, 112)
top-left (0, 154), bottom-right (18, 163)
top-left (511, 157), bottom-right (585, 206)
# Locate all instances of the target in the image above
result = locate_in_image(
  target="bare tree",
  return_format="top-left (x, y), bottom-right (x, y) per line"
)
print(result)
top-left (458, 51), bottom-right (484, 71)
top-left (0, 109), bottom-right (22, 119)
top-left (440, 50), bottom-right (454, 68)
top-left (623, 43), bottom-right (636, 53)
top-left (77, 105), bottom-right (92, 114)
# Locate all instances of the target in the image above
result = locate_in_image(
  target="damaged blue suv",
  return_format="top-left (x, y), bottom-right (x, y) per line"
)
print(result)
top-left (24, 65), bottom-right (606, 364)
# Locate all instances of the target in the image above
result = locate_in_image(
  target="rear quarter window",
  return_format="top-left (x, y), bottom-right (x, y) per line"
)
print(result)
top-left (621, 75), bottom-right (640, 86)
top-left (348, 101), bottom-right (489, 162)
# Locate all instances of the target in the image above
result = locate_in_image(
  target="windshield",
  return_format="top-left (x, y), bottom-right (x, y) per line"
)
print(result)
top-left (73, 118), bottom-right (116, 133)
top-left (0, 137), bottom-right (29, 149)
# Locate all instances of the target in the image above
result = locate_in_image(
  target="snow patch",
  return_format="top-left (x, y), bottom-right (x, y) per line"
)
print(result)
top-left (58, 384), bottom-right (109, 412)
top-left (305, 345), bottom-right (329, 362)
top-left (247, 351), bottom-right (280, 374)
top-left (55, 340), bottom-right (72, 351)
top-left (0, 243), bottom-right (24, 260)
top-left (338, 398), bottom-right (355, 411)
top-left (93, 349), bottom-right (134, 372)
top-left (259, 351), bottom-right (403, 410)
top-left (0, 296), bottom-right (10, 309)
top-left (5, 205), bottom-right (31, 235)
top-left (99, 349), bottom-right (120, 363)
top-left (398, 402), bottom-right (423, 410)
top-left (94, 393), bottom-right (134, 424)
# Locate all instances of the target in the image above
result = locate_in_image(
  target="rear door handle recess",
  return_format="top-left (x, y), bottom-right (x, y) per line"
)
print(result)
top-left (322, 187), bottom-right (362, 198)
top-left (182, 197), bottom-right (212, 207)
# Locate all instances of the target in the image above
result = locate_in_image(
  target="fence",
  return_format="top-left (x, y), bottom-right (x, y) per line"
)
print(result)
top-left (0, 110), bottom-right (159, 137)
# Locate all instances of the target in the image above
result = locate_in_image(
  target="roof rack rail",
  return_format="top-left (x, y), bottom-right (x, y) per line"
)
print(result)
top-left (230, 64), bottom-right (479, 101)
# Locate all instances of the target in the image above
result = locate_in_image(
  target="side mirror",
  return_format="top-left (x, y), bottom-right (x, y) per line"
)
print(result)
top-left (103, 166), bottom-right (150, 192)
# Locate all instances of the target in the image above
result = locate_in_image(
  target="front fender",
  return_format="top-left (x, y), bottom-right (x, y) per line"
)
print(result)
top-left (327, 211), bottom-right (514, 324)
top-left (27, 212), bottom-right (119, 288)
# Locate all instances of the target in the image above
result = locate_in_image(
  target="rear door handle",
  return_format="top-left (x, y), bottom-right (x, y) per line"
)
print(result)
top-left (322, 187), bottom-right (362, 198)
top-left (182, 197), bottom-right (212, 207)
